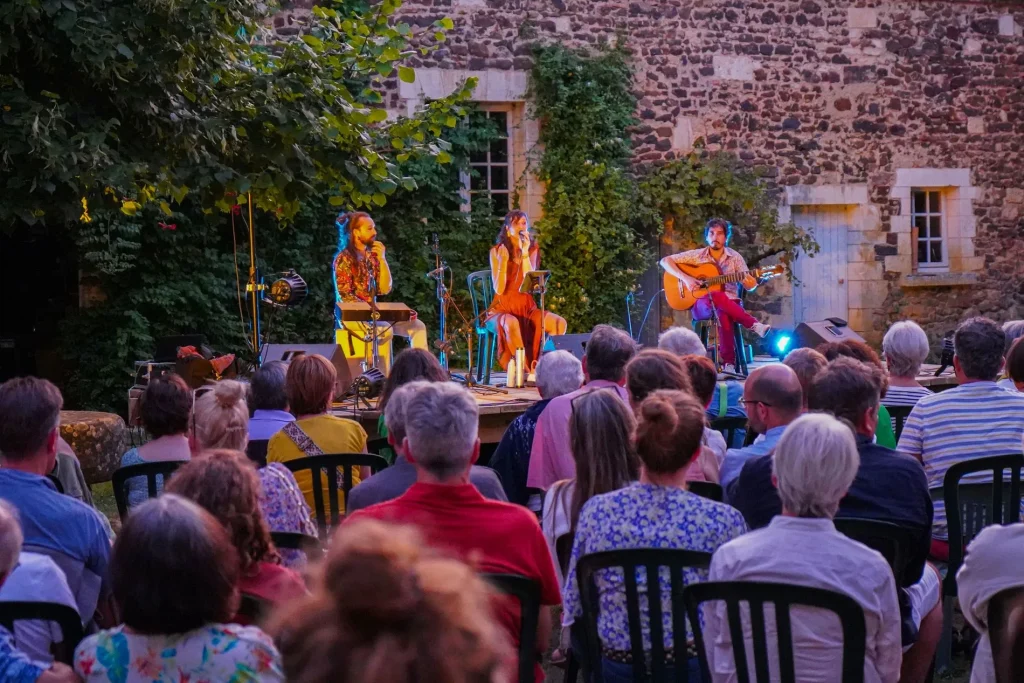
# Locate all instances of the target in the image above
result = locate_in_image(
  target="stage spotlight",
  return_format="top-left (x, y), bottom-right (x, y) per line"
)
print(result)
top-left (347, 368), bottom-right (386, 400)
top-left (773, 332), bottom-right (793, 359)
top-left (266, 270), bottom-right (308, 307)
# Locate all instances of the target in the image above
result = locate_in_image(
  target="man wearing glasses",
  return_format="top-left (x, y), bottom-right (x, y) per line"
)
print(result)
top-left (718, 364), bottom-right (802, 488)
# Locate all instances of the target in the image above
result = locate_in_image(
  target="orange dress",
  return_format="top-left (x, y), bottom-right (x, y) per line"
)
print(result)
top-left (487, 248), bottom-right (543, 370)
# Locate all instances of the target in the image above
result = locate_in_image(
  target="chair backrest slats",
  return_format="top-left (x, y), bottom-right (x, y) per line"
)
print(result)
top-left (112, 461), bottom-right (183, 521)
top-left (622, 563), bottom-right (647, 682)
top-left (885, 405), bottom-right (913, 442)
top-left (647, 563), bottom-right (668, 682)
top-left (726, 598), bottom-right (750, 682)
top-left (775, 604), bottom-right (796, 682)
top-left (688, 481), bottom-right (723, 503)
top-left (283, 453), bottom-right (389, 539)
top-left (482, 573), bottom-right (541, 683)
top-left (833, 518), bottom-right (919, 587)
top-left (670, 566), bottom-right (689, 683)
top-left (0, 601), bottom-right (84, 665)
top-left (749, 597), bottom-right (772, 680)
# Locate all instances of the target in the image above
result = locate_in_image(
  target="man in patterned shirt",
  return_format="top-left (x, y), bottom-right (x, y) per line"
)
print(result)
top-left (660, 218), bottom-right (770, 372)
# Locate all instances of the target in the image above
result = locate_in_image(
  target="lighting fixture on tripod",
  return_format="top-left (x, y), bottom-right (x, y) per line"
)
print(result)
top-left (347, 368), bottom-right (386, 400)
top-left (265, 270), bottom-right (308, 308)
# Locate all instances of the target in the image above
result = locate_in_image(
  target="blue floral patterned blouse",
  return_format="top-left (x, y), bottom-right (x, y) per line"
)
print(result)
top-left (562, 482), bottom-right (747, 652)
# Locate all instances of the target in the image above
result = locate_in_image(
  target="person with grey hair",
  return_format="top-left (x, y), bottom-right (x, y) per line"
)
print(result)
top-left (657, 326), bottom-right (706, 357)
top-left (347, 382), bottom-right (506, 513)
top-left (659, 326), bottom-right (747, 424)
top-left (997, 320), bottom-right (1024, 390)
top-left (898, 317), bottom-right (1024, 561)
top-left (706, 414), bottom-right (902, 683)
top-left (882, 320), bottom-right (934, 408)
top-left (491, 351), bottom-right (584, 506)
top-left (248, 360), bottom-right (295, 440)
top-left (347, 382), bottom-right (562, 679)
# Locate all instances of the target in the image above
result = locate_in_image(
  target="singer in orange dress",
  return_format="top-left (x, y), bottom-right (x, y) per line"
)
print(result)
top-left (486, 211), bottom-right (567, 371)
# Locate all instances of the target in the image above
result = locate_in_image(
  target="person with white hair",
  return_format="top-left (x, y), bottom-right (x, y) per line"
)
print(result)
top-left (705, 414), bottom-right (902, 683)
top-left (347, 381), bottom-right (561, 681)
top-left (491, 350), bottom-right (584, 506)
top-left (658, 326), bottom-right (747, 426)
top-left (881, 320), bottom-right (933, 407)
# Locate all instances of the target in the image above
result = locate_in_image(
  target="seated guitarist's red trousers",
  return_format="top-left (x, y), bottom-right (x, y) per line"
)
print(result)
top-left (692, 291), bottom-right (757, 366)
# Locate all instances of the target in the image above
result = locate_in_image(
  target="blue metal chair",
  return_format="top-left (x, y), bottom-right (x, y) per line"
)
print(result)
top-left (467, 269), bottom-right (498, 385)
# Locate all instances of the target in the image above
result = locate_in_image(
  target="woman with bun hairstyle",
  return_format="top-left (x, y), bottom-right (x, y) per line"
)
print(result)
top-left (561, 390), bottom-right (747, 683)
top-left (190, 380), bottom-right (317, 568)
top-left (270, 518), bottom-right (509, 683)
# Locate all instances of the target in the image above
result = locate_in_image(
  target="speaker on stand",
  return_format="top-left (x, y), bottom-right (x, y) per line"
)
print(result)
top-left (791, 317), bottom-right (865, 350)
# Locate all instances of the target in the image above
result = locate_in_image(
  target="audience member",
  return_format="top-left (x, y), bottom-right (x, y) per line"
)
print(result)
top-left (1004, 336), bottom-right (1024, 392)
top-left (191, 381), bottom-right (316, 567)
top-left (681, 354), bottom-right (727, 481)
top-left (120, 373), bottom-right (192, 507)
top-left (542, 389), bottom-right (637, 586)
top-left (782, 347), bottom-right (827, 410)
top-left (998, 320), bottom-right (1024, 391)
top-left (348, 382), bottom-right (506, 513)
top-left (528, 325), bottom-right (637, 492)
top-left (491, 350), bottom-right (583, 506)
top-left (74, 495), bottom-right (284, 681)
top-left (705, 414), bottom-right (901, 683)
top-left (897, 317), bottom-right (1024, 560)
top-left (719, 364), bottom-right (802, 488)
top-left (271, 519), bottom-right (509, 683)
top-left (166, 450), bottom-right (307, 619)
top-left (374, 348), bottom-right (449, 464)
top-left (0, 499), bottom-right (79, 683)
top-left (248, 361), bottom-right (295, 440)
top-left (347, 382), bottom-right (560, 683)
top-left (882, 321), bottom-right (934, 407)
top-left (818, 339), bottom-right (897, 448)
top-left (267, 354), bottom-right (368, 510)
top-left (659, 326), bottom-right (746, 423)
top-left (728, 358), bottom-right (941, 681)
top-left (956, 522), bottom-right (1024, 683)
top-left (0, 377), bottom-right (111, 627)
top-left (563, 390), bottom-right (746, 682)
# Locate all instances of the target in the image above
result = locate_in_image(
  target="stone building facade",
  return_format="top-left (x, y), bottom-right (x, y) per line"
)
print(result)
top-left (282, 0), bottom-right (1024, 347)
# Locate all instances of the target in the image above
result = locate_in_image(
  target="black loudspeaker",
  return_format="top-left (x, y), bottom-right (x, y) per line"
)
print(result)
top-left (792, 317), bottom-right (865, 350)
top-left (261, 344), bottom-right (355, 395)
top-left (548, 333), bottom-right (592, 361)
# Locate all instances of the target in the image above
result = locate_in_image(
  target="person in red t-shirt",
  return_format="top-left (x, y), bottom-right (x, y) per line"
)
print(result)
top-left (346, 380), bottom-right (561, 682)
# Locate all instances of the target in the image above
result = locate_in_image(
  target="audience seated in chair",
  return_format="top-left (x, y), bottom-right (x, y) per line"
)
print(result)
top-left (270, 518), bottom-right (509, 683)
top-left (165, 450), bottom-right (308, 622)
top-left (562, 389), bottom-right (747, 683)
top-left (997, 321), bottom-right (1024, 391)
top-left (247, 361), bottom-right (295, 441)
top-left (957, 522), bottom-right (1024, 683)
top-left (346, 381), bottom-right (561, 683)
top-left (527, 325), bottom-right (637, 493)
top-left (681, 354), bottom-right (728, 482)
top-left (190, 380), bottom-right (316, 569)
top-left (706, 413), bottom-right (902, 683)
top-left (896, 317), bottom-right (1024, 562)
top-left (372, 348), bottom-right (450, 465)
top-left (818, 338), bottom-right (898, 448)
top-left (719, 364), bottom-right (802, 488)
top-left (267, 354), bottom-right (368, 511)
top-left (348, 380), bottom-right (506, 514)
top-left (659, 326), bottom-right (746, 423)
top-left (0, 499), bottom-right (79, 683)
top-left (1003, 336), bottom-right (1024, 393)
top-left (541, 388), bottom-right (637, 588)
top-left (881, 321), bottom-right (934, 408)
top-left (120, 373), bottom-right (192, 508)
top-left (491, 350), bottom-right (584, 507)
top-left (727, 357), bottom-right (942, 683)
top-left (0, 377), bottom-right (112, 630)
top-left (73, 495), bottom-right (284, 681)
top-left (782, 347), bottom-right (827, 412)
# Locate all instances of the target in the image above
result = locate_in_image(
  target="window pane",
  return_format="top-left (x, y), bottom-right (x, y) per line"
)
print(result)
top-left (913, 190), bottom-right (927, 214)
top-left (490, 138), bottom-right (509, 163)
top-left (913, 215), bottom-right (928, 237)
top-left (929, 216), bottom-right (941, 238)
top-left (469, 148), bottom-right (487, 164)
top-left (489, 111), bottom-right (508, 133)
top-left (929, 191), bottom-right (940, 213)
top-left (491, 192), bottom-right (509, 216)
top-left (918, 241), bottom-right (928, 264)
top-left (929, 241), bottom-right (942, 263)
top-left (469, 167), bottom-right (486, 191)
top-left (491, 165), bottom-right (509, 190)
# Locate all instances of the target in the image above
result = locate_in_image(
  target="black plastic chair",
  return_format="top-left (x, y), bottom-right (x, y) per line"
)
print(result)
top-left (112, 460), bottom-right (183, 521)
top-left (483, 573), bottom-right (541, 683)
top-left (988, 586), bottom-right (1024, 683)
top-left (833, 518), bottom-right (921, 587)
top-left (270, 531), bottom-right (322, 552)
top-left (555, 533), bottom-right (574, 579)
top-left (237, 593), bottom-right (271, 625)
top-left (684, 581), bottom-right (867, 683)
top-left (885, 405), bottom-right (913, 442)
top-left (246, 439), bottom-right (269, 468)
top-left (0, 601), bottom-right (84, 665)
top-left (283, 453), bottom-right (389, 539)
top-left (365, 437), bottom-right (389, 456)
top-left (688, 481), bottom-right (723, 503)
top-left (710, 416), bottom-right (747, 449)
top-left (577, 548), bottom-right (713, 682)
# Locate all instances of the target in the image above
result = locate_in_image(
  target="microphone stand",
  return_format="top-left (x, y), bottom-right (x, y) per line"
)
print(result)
top-left (365, 254), bottom-right (382, 372)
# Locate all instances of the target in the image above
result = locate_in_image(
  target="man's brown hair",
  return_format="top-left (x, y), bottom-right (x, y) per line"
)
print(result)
top-left (625, 349), bottom-right (693, 406)
top-left (681, 354), bottom-right (718, 407)
top-left (0, 377), bottom-right (63, 459)
top-left (783, 348), bottom-right (828, 402)
top-left (808, 357), bottom-right (884, 429)
top-left (634, 389), bottom-right (707, 474)
top-left (286, 353), bottom-right (337, 415)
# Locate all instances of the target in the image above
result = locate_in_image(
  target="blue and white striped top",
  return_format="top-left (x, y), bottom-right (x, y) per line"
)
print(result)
top-left (896, 382), bottom-right (1024, 540)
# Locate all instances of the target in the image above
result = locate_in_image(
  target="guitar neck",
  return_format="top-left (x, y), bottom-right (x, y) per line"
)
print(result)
top-left (705, 269), bottom-right (753, 286)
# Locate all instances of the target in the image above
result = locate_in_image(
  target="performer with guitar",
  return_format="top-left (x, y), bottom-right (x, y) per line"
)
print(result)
top-left (660, 218), bottom-right (777, 372)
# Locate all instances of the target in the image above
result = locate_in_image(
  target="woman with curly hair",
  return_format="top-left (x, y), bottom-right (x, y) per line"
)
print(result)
top-left (270, 518), bottom-right (509, 683)
top-left (166, 450), bottom-right (307, 621)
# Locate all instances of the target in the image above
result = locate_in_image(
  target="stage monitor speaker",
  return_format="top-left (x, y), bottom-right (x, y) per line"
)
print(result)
top-left (261, 343), bottom-right (356, 395)
top-left (548, 333), bottom-right (592, 362)
top-left (792, 317), bottom-right (865, 350)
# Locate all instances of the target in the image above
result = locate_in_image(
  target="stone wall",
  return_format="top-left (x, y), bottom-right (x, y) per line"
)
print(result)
top-left (278, 0), bottom-right (1024, 349)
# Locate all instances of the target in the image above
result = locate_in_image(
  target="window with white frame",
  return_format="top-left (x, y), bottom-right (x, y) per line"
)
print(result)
top-left (467, 109), bottom-right (512, 217)
top-left (911, 189), bottom-right (946, 269)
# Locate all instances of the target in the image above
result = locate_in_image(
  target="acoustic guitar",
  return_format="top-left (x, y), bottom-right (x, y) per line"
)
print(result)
top-left (663, 262), bottom-right (785, 311)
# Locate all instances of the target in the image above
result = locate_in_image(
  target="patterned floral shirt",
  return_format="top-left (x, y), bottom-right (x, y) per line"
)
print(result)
top-left (74, 623), bottom-right (284, 683)
top-left (258, 463), bottom-right (318, 568)
top-left (562, 483), bottom-right (747, 652)
top-left (334, 249), bottom-right (381, 303)
top-left (666, 246), bottom-right (750, 299)
top-left (0, 625), bottom-right (43, 683)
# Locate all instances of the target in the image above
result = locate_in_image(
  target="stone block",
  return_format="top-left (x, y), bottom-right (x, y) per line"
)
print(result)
top-left (713, 55), bottom-right (755, 81)
top-left (848, 261), bottom-right (883, 281)
top-left (786, 184), bottom-right (868, 206)
top-left (897, 232), bottom-right (912, 256)
top-left (847, 7), bottom-right (878, 29)
top-left (673, 116), bottom-right (707, 153)
top-left (847, 308), bottom-right (872, 334)
top-left (962, 256), bottom-right (985, 272)
top-left (452, 0), bottom-right (486, 5)
top-left (885, 253), bottom-right (913, 274)
top-left (1001, 204), bottom-right (1021, 221)
top-left (890, 214), bottom-right (912, 234)
top-left (1006, 188), bottom-right (1024, 204)
top-left (849, 244), bottom-right (876, 263)
top-left (849, 280), bottom-right (889, 309)
top-left (894, 168), bottom-right (971, 188)
top-left (553, 16), bottom-right (571, 33)
top-left (999, 14), bottom-right (1016, 36)
top-left (967, 117), bottom-right (985, 135)
top-left (964, 38), bottom-right (983, 55)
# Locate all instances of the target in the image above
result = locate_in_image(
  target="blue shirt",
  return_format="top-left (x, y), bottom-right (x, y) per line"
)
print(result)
top-left (489, 399), bottom-right (551, 506)
top-left (0, 623), bottom-right (43, 682)
top-left (248, 409), bottom-right (296, 442)
top-left (718, 425), bottom-right (786, 488)
top-left (0, 469), bottom-right (110, 595)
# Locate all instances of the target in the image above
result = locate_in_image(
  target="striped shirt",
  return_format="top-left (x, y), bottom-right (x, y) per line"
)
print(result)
top-left (882, 385), bottom-right (933, 408)
top-left (896, 382), bottom-right (1024, 540)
